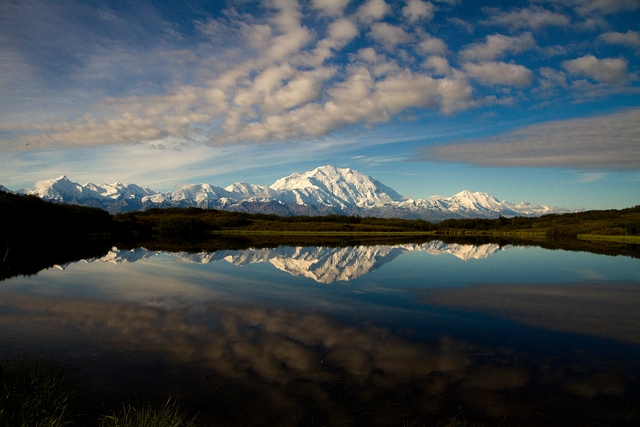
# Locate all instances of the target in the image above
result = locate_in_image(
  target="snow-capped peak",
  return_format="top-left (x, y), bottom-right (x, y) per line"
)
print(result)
top-left (0, 184), bottom-right (14, 193)
top-left (450, 190), bottom-right (503, 210)
top-left (270, 165), bottom-right (403, 208)
top-left (225, 181), bottom-right (274, 199)
top-left (29, 175), bottom-right (88, 201)
top-left (99, 182), bottom-right (157, 200)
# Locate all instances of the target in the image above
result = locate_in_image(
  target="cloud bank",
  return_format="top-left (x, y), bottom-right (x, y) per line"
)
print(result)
top-left (0, 0), bottom-right (638, 155)
top-left (419, 108), bottom-right (640, 170)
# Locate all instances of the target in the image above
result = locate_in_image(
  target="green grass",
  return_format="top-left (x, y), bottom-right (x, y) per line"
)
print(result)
top-left (436, 230), bottom-right (548, 237)
top-left (0, 358), bottom-right (76, 427)
top-left (97, 398), bottom-right (195, 427)
top-left (211, 229), bottom-right (437, 236)
top-left (403, 416), bottom-right (485, 427)
top-left (577, 234), bottom-right (640, 244)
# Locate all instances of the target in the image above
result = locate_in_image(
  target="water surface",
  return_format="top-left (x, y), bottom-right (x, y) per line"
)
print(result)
top-left (1, 241), bottom-right (639, 426)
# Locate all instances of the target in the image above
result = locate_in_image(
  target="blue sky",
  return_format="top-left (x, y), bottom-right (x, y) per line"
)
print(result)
top-left (1, 0), bottom-right (639, 210)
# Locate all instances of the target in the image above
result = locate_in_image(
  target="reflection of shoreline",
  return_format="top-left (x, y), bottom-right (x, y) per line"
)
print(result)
top-left (420, 283), bottom-right (640, 345)
top-left (57, 241), bottom-right (511, 283)
top-left (0, 292), bottom-right (637, 426)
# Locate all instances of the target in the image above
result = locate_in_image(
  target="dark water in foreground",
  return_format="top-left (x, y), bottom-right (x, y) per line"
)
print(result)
top-left (1, 240), bottom-right (640, 426)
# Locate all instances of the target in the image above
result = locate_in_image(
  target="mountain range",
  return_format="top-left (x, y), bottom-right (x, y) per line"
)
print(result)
top-left (8, 165), bottom-right (572, 221)
top-left (58, 242), bottom-right (510, 284)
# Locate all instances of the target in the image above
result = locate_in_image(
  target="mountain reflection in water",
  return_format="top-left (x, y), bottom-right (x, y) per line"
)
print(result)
top-left (2, 240), bottom-right (640, 426)
top-left (59, 241), bottom-right (506, 283)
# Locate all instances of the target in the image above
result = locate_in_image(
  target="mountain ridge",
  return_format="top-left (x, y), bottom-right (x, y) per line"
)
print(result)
top-left (7, 165), bottom-right (574, 220)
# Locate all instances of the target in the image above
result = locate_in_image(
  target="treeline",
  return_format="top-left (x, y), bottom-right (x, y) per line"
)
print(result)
top-left (1, 190), bottom-right (123, 280)
top-left (114, 205), bottom-right (640, 236)
top-left (114, 208), bottom-right (437, 236)
top-left (437, 206), bottom-right (640, 236)
top-left (0, 190), bottom-right (117, 238)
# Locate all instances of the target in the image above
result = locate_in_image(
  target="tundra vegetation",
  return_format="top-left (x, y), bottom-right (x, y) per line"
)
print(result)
top-left (115, 205), bottom-right (640, 241)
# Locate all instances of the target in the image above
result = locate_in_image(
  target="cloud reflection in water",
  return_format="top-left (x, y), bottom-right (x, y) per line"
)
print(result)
top-left (421, 283), bottom-right (640, 345)
top-left (1, 292), bottom-right (638, 426)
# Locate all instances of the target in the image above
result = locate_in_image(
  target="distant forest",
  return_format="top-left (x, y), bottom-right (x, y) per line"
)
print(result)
top-left (2, 189), bottom-right (640, 239)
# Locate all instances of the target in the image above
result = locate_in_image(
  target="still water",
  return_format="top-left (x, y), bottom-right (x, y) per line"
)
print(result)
top-left (2, 241), bottom-right (640, 426)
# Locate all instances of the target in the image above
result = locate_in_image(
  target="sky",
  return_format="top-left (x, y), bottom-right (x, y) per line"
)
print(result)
top-left (1, 0), bottom-right (639, 210)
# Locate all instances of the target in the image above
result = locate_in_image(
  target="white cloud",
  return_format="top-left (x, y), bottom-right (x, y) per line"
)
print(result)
top-left (402, 0), bottom-right (436, 23)
top-left (214, 63), bottom-right (475, 142)
top-left (356, 0), bottom-right (391, 23)
top-left (423, 55), bottom-right (451, 76)
top-left (599, 30), bottom-right (640, 48)
top-left (367, 22), bottom-right (413, 49)
top-left (460, 33), bottom-right (536, 61)
top-left (241, 24), bottom-right (274, 50)
top-left (482, 7), bottom-right (570, 30)
top-left (416, 33), bottom-right (448, 56)
top-left (450, 17), bottom-right (474, 33)
top-left (305, 18), bottom-right (359, 66)
top-left (573, 172), bottom-right (606, 183)
top-left (464, 61), bottom-right (534, 87)
top-left (266, 25), bottom-right (313, 62)
top-left (269, 69), bottom-right (336, 113)
top-left (327, 17), bottom-right (359, 42)
top-left (562, 55), bottom-right (630, 84)
top-left (1, 113), bottom-right (166, 151)
top-left (537, 67), bottom-right (569, 93)
top-left (354, 47), bottom-right (380, 63)
top-left (420, 108), bottom-right (640, 170)
top-left (311, 0), bottom-right (351, 16)
top-left (569, 0), bottom-right (640, 15)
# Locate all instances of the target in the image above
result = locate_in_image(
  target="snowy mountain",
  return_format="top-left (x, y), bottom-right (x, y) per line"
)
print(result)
top-left (16, 175), bottom-right (156, 213)
top-left (11, 165), bottom-right (573, 219)
top-left (270, 165), bottom-right (404, 208)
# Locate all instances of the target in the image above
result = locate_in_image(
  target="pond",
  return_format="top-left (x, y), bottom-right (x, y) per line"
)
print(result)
top-left (1, 239), bottom-right (640, 426)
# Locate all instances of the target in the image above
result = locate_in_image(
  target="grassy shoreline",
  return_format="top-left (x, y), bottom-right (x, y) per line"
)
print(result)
top-left (210, 229), bottom-right (438, 236)
top-left (433, 230), bottom-right (548, 237)
top-left (211, 229), bottom-right (551, 238)
top-left (577, 234), bottom-right (640, 244)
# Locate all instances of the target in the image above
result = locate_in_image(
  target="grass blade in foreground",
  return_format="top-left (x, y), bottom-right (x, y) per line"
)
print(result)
top-left (97, 397), bottom-right (196, 427)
